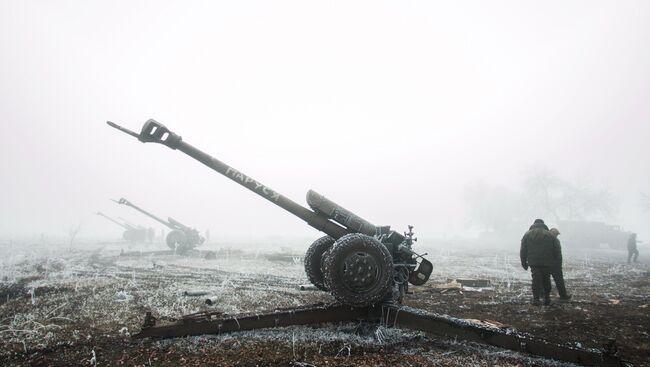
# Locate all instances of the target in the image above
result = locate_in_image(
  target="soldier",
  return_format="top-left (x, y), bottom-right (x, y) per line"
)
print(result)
top-left (548, 228), bottom-right (571, 301)
top-left (627, 233), bottom-right (639, 264)
top-left (520, 219), bottom-right (556, 306)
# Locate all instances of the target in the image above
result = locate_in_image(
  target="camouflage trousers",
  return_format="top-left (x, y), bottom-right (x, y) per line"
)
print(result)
top-left (549, 266), bottom-right (568, 298)
top-left (628, 249), bottom-right (639, 263)
top-left (530, 266), bottom-right (552, 302)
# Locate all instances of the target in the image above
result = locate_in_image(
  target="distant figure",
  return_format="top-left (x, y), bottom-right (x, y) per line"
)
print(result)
top-left (520, 219), bottom-right (555, 306)
top-left (627, 233), bottom-right (639, 264)
top-left (549, 228), bottom-right (571, 301)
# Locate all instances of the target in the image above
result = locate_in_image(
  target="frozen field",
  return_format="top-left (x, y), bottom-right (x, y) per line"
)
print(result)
top-left (0, 239), bottom-right (648, 366)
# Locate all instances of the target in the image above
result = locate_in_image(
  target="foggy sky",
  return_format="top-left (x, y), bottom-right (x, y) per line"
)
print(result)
top-left (1, 1), bottom-right (649, 241)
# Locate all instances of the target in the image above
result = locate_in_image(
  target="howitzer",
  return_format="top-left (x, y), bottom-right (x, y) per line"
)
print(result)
top-left (96, 211), bottom-right (148, 243)
top-left (107, 119), bottom-right (433, 306)
top-left (112, 197), bottom-right (204, 253)
top-left (106, 120), bottom-right (634, 366)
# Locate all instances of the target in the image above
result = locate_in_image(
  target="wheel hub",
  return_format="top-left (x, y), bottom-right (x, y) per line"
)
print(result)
top-left (340, 252), bottom-right (380, 292)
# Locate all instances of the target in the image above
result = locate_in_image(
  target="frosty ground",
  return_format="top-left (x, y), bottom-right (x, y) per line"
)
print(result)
top-left (0, 239), bottom-right (648, 366)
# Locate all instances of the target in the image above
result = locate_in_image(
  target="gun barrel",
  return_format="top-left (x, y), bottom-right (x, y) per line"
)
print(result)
top-left (178, 140), bottom-right (349, 238)
top-left (114, 198), bottom-right (173, 229)
top-left (108, 120), bottom-right (350, 239)
top-left (96, 211), bottom-right (129, 229)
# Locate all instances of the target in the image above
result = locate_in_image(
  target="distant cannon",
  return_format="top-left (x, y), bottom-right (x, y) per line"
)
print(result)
top-left (112, 198), bottom-right (204, 254)
top-left (108, 119), bottom-right (432, 306)
top-left (96, 211), bottom-right (148, 243)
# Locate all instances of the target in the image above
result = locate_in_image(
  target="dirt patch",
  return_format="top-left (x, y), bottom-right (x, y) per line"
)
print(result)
top-left (0, 283), bottom-right (28, 305)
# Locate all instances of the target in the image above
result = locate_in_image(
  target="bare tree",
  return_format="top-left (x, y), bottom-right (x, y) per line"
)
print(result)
top-left (465, 168), bottom-right (618, 235)
top-left (523, 167), bottom-right (616, 222)
top-left (522, 167), bottom-right (564, 222)
top-left (68, 222), bottom-right (82, 251)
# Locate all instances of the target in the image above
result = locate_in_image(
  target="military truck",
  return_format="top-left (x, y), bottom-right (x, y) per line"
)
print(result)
top-left (557, 220), bottom-right (632, 250)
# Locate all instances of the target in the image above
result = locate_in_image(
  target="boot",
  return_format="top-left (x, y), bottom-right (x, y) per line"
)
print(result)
top-left (531, 298), bottom-right (542, 306)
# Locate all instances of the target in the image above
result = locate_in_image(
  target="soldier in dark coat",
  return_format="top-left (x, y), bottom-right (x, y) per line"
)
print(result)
top-left (520, 219), bottom-right (557, 306)
top-left (627, 233), bottom-right (639, 264)
top-left (549, 228), bottom-right (571, 301)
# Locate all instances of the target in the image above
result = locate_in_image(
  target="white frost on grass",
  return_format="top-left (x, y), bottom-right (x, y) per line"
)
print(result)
top-left (115, 290), bottom-right (132, 302)
top-left (1, 240), bottom-right (647, 365)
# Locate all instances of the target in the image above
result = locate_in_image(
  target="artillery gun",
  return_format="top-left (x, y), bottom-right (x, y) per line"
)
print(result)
top-left (106, 119), bottom-right (632, 366)
top-left (108, 119), bottom-right (432, 306)
top-left (96, 211), bottom-right (147, 243)
top-left (112, 197), bottom-right (204, 254)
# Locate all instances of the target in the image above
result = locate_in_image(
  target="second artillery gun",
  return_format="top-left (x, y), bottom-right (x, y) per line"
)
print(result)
top-left (108, 119), bottom-right (433, 306)
top-left (112, 197), bottom-right (204, 254)
top-left (96, 211), bottom-right (148, 243)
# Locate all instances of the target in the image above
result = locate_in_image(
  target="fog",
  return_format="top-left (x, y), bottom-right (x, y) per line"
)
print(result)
top-left (1, 1), bottom-right (649, 244)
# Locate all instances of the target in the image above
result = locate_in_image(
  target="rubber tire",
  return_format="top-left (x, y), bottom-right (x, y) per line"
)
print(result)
top-left (304, 236), bottom-right (335, 291)
top-left (323, 233), bottom-right (394, 306)
top-left (166, 230), bottom-right (188, 253)
top-left (321, 247), bottom-right (335, 290)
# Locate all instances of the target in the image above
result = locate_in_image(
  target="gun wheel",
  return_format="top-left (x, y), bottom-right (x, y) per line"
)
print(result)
top-left (324, 234), bottom-right (393, 306)
top-left (304, 236), bottom-right (335, 291)
top-left (166, 230), bottom-right (188, 254)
